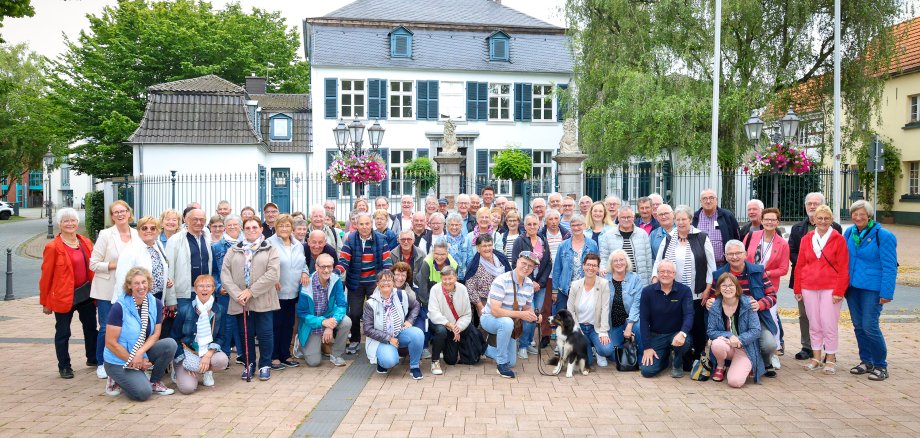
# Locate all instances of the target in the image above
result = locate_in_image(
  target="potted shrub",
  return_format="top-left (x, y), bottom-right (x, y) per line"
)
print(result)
top-left (404, 156), bottom-right (439, 195)
top-left (492, 148), bottom-right (532, 181)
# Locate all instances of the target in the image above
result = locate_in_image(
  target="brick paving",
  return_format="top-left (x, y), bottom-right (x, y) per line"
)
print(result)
top-left (3, 294), bottom-right (920, 437)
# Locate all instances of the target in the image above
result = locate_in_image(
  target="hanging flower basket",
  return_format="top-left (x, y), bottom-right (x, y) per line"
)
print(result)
top-left (743, 143), bottom-right (813, 177)
top-left (328, 153), bottom-right (388, 184)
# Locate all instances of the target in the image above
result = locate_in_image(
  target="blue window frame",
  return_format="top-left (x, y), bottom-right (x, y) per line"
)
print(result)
top-left (390, 26), bottom-right (413, 58)
top-left (269, 114), bottom-right (293, 141)
top-left (488, 31), bottom-right (510, 62)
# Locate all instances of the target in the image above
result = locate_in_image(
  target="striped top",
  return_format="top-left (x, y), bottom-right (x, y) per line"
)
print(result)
top-left (339, 231), bottom-right (393, 288)
top-left (484, 271), bottom-right (534, 315)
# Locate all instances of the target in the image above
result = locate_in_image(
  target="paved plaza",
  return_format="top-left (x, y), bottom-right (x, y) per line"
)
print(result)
top-left (1, 294), bottom-right (919, 437)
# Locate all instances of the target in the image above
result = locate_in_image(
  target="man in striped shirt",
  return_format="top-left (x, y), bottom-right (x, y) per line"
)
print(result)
top-left (339, 213), bottom-right (393, 354)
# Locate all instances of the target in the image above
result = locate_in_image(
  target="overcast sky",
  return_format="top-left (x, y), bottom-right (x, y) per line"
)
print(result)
top-left (3, 0), bottom-right (568, 59)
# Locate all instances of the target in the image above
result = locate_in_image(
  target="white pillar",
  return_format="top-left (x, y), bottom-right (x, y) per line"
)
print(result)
top-left (710, 0), bottom-right (722, 193)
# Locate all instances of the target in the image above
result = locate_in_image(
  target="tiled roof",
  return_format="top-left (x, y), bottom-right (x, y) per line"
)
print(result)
top-left (311, 26), bottom-right (572, 74)
top-left (885, 16), bottom-right (920, 76)
top-left (319, 0), bottom-right (560, 30)
top-left (259, 111), bottom-right (312, 153)
top-left (250, 94), bottom-right (311, 111)
top-left (147, 74), bottom-right (245, 94)
top-left (128, 92), bottom-right (261, 145)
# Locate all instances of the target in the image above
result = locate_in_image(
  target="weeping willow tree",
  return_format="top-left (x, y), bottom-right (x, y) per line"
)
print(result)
top-left (567, 0), bottom-right (903, 203)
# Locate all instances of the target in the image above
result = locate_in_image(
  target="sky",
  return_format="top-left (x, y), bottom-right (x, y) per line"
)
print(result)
top-left (2, 0), bottom-right (568, 59)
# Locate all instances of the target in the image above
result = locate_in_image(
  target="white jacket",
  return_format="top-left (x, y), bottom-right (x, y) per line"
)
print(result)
top-left (164, 230), bottom-right (213, 306)
top-left (111, 240), bottom-right (169, 303)
top-left (89, 226), bottom-right (140, 301)
top-left (599, 226), bottom-right (653, 285)
top-left (427, 283), bottom-right (472, 331)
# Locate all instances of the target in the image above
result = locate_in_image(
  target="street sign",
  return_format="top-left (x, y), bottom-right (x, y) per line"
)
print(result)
top-left (867, 135), bottom-right (884, 172)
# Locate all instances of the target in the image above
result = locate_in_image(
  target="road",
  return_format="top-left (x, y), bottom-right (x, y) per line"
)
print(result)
top-left (0, 214), bottom-right (78, 300)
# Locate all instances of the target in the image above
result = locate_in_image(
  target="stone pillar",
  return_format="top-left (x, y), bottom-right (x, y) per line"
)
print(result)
top-left (434, 153), bottom-right (464, 203)
top-left (553, 153), bottom-right (588, 198)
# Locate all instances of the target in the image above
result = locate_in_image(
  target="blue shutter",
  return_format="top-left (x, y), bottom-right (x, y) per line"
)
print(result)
top-left (326, 150), bottom-right (339, 199)
top-left (557, 83), bottom-right (569, 121)
top-left (427, 81), bottom-right (439, 120)
top-left (368, 148), bottom-right (390, 197)
top-left (513, 148), bottom-right (533, 196)
top-left (417, 80), bottom-right (429, 121)
top-left (466, 81), bottom-right (478, 121)
top-left (477, 82), bottom-right (488, 121)
top-left (514, 83), bottom-right (523, 121)
top-left (324, 78), bottom-right (337, 119)
top-left (476, 149), bottom-right (489, 194)
top-left (417, 148), bottom-right (429, 158)
top-left (521, 83), bottom-right (533, 122)
top-left (368, 79), bottom-right (387, 119)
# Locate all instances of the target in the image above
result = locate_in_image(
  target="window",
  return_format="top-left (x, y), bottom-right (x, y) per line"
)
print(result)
top-left (340, 80), bottom-right (365, 118)
top-left (269, 114), bottom-right (292, 141)
top-left (488, 83), bottom-right (511, 120)
top-left (389, 150), bottom-right (415, 196)
top-left (911, 95), bottom-right (919, 123)
top-left (439, 81), bottom-right (465, 121)
top-left (29, 171), bottom-right (42, 187)
top-left (910, 162), bottom-right (919, 196)
top-left (489, 31), bottom-right (510, 62)
top-left (488, 151), bottom-right (512, 196)
top-left (532, 151), bottom-right (553, 195)
top-left (60, 166), bottom-right (70, 188)
top-left (390, 27), bottom-right (413, 58)
top-left (387, 81), bottom-right (413, 119)
top-left (533, 85), bottom-right (553, 121)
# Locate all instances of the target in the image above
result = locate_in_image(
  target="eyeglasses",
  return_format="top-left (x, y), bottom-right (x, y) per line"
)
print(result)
top-left (197, 284), bottom-right (215, 289)
top-left (140, 226), bottom-right (157, 232)
top-left (720, 283), bottom-right (736, 290)
top-left (317, 264), bottom-right (334, 270)
top-left (111, 210), bottom-right (128, 216)
top-left (726, 252), bottom-right (746, 257)
top-left (701, 196), bottom-right (716, 201)
top-left (399, 238), bottom-right (413, 242)
top-left (658, 269), bottom-right (676, 275)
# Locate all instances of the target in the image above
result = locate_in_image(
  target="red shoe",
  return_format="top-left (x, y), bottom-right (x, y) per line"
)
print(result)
top-left (712, 367), bottom-right (725, 382)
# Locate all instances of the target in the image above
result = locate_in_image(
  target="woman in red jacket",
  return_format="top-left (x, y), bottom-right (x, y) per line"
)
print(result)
top-left (793, 205), bottom-right (849, 375)
top-left (746, 208), bottom-right (790, 355)
top-left (39, 208), bottom-right (97, 379)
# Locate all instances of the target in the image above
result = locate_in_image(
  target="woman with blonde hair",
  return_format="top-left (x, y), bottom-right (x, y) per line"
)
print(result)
top-left (158, 208), bottom-right (181, 248)
top-left (585, 201), bottom-right (614, 246)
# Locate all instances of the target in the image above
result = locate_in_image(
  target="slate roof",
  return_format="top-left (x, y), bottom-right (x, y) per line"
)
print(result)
top-left (319, 0), bottom-right (560, 30)
top-left (310, 26), bottom-right (572, 74)
top-left (258, 111), bottom-right (312, 153)
top-left (250, 94), bottom-right (311, 111)
top-left (147, 74), bottom-right (245, 94)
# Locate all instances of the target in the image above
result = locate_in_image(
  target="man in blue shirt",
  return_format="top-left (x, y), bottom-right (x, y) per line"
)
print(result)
top-left (639, 259), bottom-right (694, 378)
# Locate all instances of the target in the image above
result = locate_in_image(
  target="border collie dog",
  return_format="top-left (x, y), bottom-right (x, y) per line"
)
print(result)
top-left (547, 309), bottom-right (589, 377)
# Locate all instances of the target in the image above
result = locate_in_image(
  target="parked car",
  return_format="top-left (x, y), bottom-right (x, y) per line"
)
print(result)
top-left (0, 201), bottom-right (13, 220)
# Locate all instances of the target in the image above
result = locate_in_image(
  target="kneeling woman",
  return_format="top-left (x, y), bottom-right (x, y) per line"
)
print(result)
top-left (103, 267), bottom-right (177, 400)
top-left (174, 275), bottom-right (228, 394)
top-left (707, 273), bottom-right (766, 388)
top-left (363, 269), bottom-right (425, 380)
top-left (567, 253), bottom-right (612, 368)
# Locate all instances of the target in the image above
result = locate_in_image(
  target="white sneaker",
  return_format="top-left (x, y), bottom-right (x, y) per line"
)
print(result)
top-left (518, 348), bottom-right (528, 360)
top-left (596, 356), bottom-right (609, 367)
top-left (431, 360), bottom-right (443, 375)
top-left (96, 365), bottom-right (107, 379)
top-left (771, 354), bottom-right (781, 370)
top-left (527, 345), bottom-right (538, 355)
top-left (202, 371), bottom-right (215, 387)
top-left (105, 377), bottom-right (121, 396)
top-left (329, 355), bottom-right (346, 367)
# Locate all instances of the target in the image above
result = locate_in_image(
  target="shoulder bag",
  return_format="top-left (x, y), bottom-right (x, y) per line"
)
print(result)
top-left (72, 241), bottom-right (92, 307)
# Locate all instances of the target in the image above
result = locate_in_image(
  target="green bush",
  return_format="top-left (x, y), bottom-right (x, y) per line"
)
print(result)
top-left (84, 191), bottom-right (105, 240)
top-left (856, 140), bottom-right (902, 216)
top-left (404, 157), bottom-right (439, 193)
top-left (493, 149), bottom-right (532, 181)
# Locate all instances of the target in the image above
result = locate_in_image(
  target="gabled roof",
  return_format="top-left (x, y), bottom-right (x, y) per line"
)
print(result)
top-left (127, 92), bottom-right (261, 145)
top-left (147, 75), bottom-right (245, 94)
top-left (318, 0), bottom-right (560, 31)
top-left (884, 16), bottom-right (920, 76)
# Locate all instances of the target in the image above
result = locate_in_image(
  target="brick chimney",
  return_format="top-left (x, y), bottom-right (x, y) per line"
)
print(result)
top-left (245, 75), bottom-right (267, 95)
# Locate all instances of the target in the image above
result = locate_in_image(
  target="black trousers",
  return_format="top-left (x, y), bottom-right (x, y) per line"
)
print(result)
top-left (347, 284), bottom-right (376, 342)
top-left (429, 323), bottom-right (464, 364)
top-left (690, 298), bottom-right (708, 359)
top-left (54, 299), bottom-right (98, 370)
top-left (272, 297), bottom-right (298, 362)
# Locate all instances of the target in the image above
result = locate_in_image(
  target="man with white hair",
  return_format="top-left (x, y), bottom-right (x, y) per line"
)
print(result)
top-left (648, 193), bottom-right (663, 214)
top-left (600, 206), bottom-right (652, 284)
top-left (308, 206), bottom-right (342, 251)
top-left (392, 229), bottom-right (427, 276)
top-left (391, 195), bottom-right (415, 234)
top-left (649, 204), bottom-right (675, 257)
top-left (548, 193), bottom-right (563, 211)
top-left (692, 189), bottom-right (741, 267)
top-left (411, 212), bottom-right (433, 252)
top-left (531, 198), bottom-right (547, 223)
top-left (788, 192), bottom-right (842, 361)
top-left (469, 194), bottom-right (482, 213)
top-left (579, 195), bottom-right (593, 216)
top-left (604, 195), bottom-right (621, 223)
top-left (456, 194), bottom-right (475, 233)
top-left (740, 199), bottom-right (764, 248)
top-left (560, 196), bottom-right (576, 228)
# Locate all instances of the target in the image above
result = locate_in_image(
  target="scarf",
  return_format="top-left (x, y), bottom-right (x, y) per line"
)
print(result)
top-left (850, 220), bottom-right (876, 246)
top-left (242, 236), bottom-right (264, 287)
top-left (479, 253), bottom-right (506, 277)
top-left (472, 224), bottom-right (495, 243)
top-left (124, 295), bottom-right (150, 368)
top-left (311, 272), bottom-right (329, 335)
top-left (193, 295), bottom-right (215, 355)
top-left (812, 228), bottom-right (832, 259)
top-left (446, 232), bottom-right (464, 249)
top-left (223, 233), bottom-right (241, 246)
top-left (382, 293), bottom-right (404, 338)
top-left (146, 245), bottom-right (166, 296)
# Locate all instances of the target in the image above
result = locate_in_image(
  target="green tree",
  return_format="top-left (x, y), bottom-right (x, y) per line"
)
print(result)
top-left (48, 0), bottom-right (310, 178)
top-left (0, 0), bottom-right (34, 43)
top-left (567, 0), bottom-right (900, 170)
top-left (0, 43), bottom-right (60, 199)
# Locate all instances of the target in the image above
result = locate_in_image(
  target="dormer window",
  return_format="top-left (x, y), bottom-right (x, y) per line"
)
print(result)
top-left (390, 26), bottom-right (413, 58)
top-left (269, 113), bottom-right (292, 141)
top-left (488, 31), bottom-right (510, 62)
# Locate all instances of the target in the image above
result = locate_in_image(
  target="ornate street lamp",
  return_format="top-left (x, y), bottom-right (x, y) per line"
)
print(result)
top-left (780, 106), bottom-right (800, 141)
top-left (744, 110), bottom-right (764, 143)
top-left (333, 120), bottom-right (350, 154)
top-left (44, 149), bottom-right (54, 238)
top-left (367, 120), bottom-right (385, 153)
top-left (347, 117), bottom-right (365, 154)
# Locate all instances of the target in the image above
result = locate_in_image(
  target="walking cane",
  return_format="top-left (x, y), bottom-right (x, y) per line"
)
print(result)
top-left (242, 304), bottom-right (251, 382)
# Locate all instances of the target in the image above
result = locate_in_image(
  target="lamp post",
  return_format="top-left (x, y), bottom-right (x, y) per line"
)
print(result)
top-left (744, 107), bottom-right (799, 209)
top-left (44, 150), bottom-right (54, 239)
top-left (332, 117), bottom-right (385, 196)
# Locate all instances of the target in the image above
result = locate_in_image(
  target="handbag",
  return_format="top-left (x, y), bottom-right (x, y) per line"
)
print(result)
top-left (614, 336), bottom-right (639, 371)
top-left (72, 241), bottom-right (92, 307)
top-left (181, 345), bottom-right (202, 372)
top-left (510, 277), bottom-right (523, 340)
top-left (690, 343), bottom-right (712, 381)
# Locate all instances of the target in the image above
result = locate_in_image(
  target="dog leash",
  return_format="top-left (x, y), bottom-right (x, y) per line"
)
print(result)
top-left (533, 311), bottom-right (558, 377)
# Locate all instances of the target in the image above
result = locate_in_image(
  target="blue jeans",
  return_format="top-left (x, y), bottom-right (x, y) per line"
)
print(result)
top-left (216, 293), bottom-right (240, 357)
top-left (273, 298), bottom-right (298, 362)
top-left (609, 320), bottom-right (643, 352)
top-left (519, 288), bottom-right (545, 350)
top-left (846, 286), bottom-right (887, 368)
top-left (171, 297), bottom-right (193, 358)
top-left (95, 299), bottom-right (113, 364)
top-left (376, 326), bottom-right (425, 369)
top-left (640, 331), bottom-right (691, 378)
top-left (481, 313), bottom-right (518, 367)
top-left (237, 310), bottom-right (274, 369)
top-left (580, 324), bottom-right (615, 368)
top-left (553, 292), bottom-right (569, 319)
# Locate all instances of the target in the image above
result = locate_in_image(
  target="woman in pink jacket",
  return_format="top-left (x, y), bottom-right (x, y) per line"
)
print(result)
top-left (746, 208), bottom-right (790, 355)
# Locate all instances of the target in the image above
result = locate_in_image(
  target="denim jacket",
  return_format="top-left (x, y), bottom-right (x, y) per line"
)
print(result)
top-left (606, 271), bottom-right (644, 325)
top-left (550, 238), bottom-right (599, 295)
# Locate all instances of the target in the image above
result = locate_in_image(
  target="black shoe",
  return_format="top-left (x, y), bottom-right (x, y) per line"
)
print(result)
top-left (270, 363), bottom-right (285, 370)
top-left (376, 364), bottom-right (388, 374)
top-left (235, 356), bottom-right (245, 365)
top-left (764, 365), bottom-right (777, 378)
top-left (86, 359), bottom-right (98, 367)
top-left (59, 367), bottom-right (74, 379)
top-left (794, 349), bottom-right (813, 360)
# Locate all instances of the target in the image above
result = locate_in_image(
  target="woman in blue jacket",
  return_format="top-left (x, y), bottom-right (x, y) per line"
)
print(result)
top-left (606, 249), bottom-right (645, 353)
top-left (707, 273), bottom-right (765, 387)
top-left (844, 200), bottom-right (897, 381)
top-left (551, 214), bottom-right (599, 312)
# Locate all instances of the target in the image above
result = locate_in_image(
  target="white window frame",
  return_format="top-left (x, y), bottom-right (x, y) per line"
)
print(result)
top-left (532, 84), bottom-right (554, 121)
top-left (910, 161), bottom-right (919, 196)
top-left (389, 150), bottom-right (415, 196)
top-left (532, 150), bottom-right (554, 196)
top-left (340, 79), bottom-right (366, 119)
top-left (439, 81), bottom-right (466, 121)
top-left (488, 83), bottom-right (511, 121)
top-left (487, 150), bottom-right (513, 197)
top-left (911, 95), bottom-right (919, 123)
top-left (389, 80), bottom-right (413, 119)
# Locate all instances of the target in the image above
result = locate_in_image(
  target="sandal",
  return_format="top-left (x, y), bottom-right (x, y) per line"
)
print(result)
top-left (850, 362), bottom-right (874, 375)
top-left (868, 367), bottom-right (889, 381)
top-left (803, 358), bottom-right (823, 371)
top-left (712, 367), bottom-right (725, 382)
top-left (823, 361), bottom-right (836, 375)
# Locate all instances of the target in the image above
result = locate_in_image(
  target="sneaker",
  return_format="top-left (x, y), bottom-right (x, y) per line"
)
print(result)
top-left (105, 377), bottom-right (121, 396)
top-left (151, 381), bottom-right (174, 396)
top-left (764, 365), bottom-right (777, 378)
top-left (59, 367), bottom-right (74, 379)
top-left (283, 359), bottom-right (300, 368)
top-left (240, 364), bottom-right (253, 380)
top-left (235, 356), bottom-right (245, 365)
top-left (770, 354), bottom-right (781, 370)
top-left (376, 364), bottom-right (388, 374)
top-left (96, 365), bottom-right (107, 379)
top-left (527, 344), bottom-right (539, 355)
top-left (409, 367), bottom-right (423, 380)
top-left (422, 348), bottom-right (432, 359)
top-left (202, 371), bottom-right (215, 387)
top-left (431, 360), bottom-right (443, 375)
top-left (596, 356), bottom-right (609, 367)
top-left (497, 363), bottom-right (515, 378)
top-left (270, 362), bottom-right (285, 370)
top-left (671, 365), bottom-right (685, 378)
top-left (329, 355), bottom-right (346, 367)
top-left (345, 342), bottom-right (360, 355)
top-left (258, 366), bottom-right (271, 381)
top-left (292, 347), bottom-right (304, 359)
top-left (518, 348), bottom-right (528, 360)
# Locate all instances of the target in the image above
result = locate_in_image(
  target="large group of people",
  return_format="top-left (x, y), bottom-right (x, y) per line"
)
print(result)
top-left (38, 188), bottom-right (899, 400)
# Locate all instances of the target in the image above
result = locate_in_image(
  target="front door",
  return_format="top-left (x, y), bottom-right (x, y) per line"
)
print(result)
top-left (271, 168), bottom-right (291, 213)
